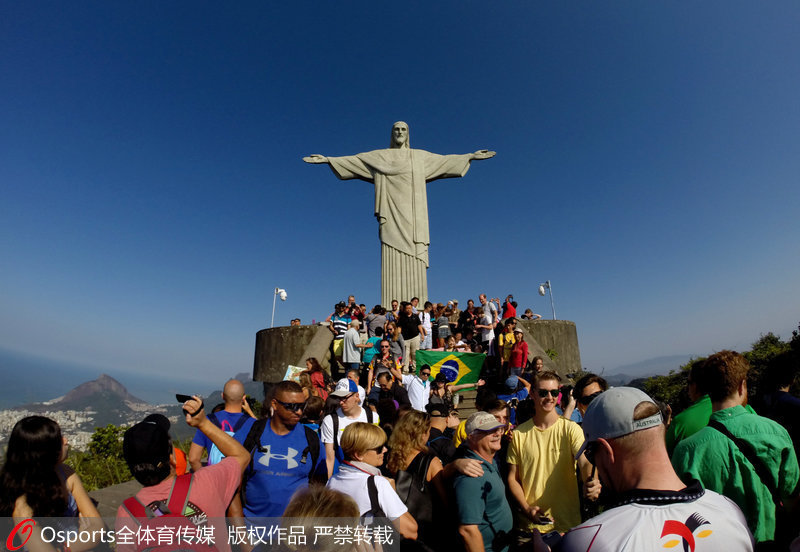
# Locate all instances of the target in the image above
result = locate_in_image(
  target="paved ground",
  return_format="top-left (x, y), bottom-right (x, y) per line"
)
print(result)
top-left (89, 479), bottom-right (142, 518)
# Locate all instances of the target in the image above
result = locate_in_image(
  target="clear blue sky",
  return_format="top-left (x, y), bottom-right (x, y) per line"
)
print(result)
top-left (2, 2), bottom-right (798, 389)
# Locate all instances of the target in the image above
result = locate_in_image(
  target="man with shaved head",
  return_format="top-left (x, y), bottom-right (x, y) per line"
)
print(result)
top-left (188, 379), bottom-right (255, 471)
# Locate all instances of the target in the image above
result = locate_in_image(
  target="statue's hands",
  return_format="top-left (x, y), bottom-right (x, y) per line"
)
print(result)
top-left (472, 149), bottom-right (496, 160)
top-left (303, 154), bottom-right (329, 164)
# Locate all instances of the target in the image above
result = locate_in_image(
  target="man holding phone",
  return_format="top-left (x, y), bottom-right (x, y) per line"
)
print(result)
top-left (116, 396), bottom-right (249, 552)
top-left (506, 371), bottom-right (600, 546)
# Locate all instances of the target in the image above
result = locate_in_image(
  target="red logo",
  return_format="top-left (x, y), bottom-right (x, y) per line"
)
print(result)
top-left (7, 518), bottom-right (36, 551)
top-left (661, 513), bottom-right (713, 552)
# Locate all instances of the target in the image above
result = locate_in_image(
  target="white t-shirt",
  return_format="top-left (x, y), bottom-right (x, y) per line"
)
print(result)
top-left (326, 464), bottom-right (408, 521)
top-left (560, 485), bottom-right (754, 552)
top-left (421, 312), bottom-right (432, 333)
top-left (320, 407), bottom-right (373, 444)
top-left (335, 378), bottom-right (366, 406)
top-left (480, 313), bottom-right (494, 342)
top-left (402, 374), bottom-right (430, 412)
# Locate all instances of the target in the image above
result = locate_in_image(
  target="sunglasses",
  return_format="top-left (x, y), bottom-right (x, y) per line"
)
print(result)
top-left (537, 388), bottom-right (560, 398)
top-left (274, 399), bottom-right (307, 412)
top-left (578, 391), bottom-right (603, 406)
top-left (371, 443), bottom-right (387, 453)
top-left (420, 372), bottom-right (431, 377)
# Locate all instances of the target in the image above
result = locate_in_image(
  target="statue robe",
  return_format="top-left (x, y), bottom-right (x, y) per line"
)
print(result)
top-left (327, 148), bottom-right (473, 306)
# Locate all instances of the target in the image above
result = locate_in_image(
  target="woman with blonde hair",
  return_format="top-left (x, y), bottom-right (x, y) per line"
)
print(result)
top-left (386, 411), bottom-right (448, 548)
top-left (283, 486), bottom-right (362, 552)
top-left (326, 422), bottom-right (417, 540)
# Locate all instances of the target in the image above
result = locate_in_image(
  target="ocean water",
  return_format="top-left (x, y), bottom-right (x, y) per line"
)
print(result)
top-left (0, 348), bottom-right (226, 409)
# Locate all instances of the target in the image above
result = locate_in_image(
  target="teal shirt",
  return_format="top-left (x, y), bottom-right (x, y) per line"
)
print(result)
top-left (362, 336), bottom-right (381, 364)
top-left (454, 448), bottom-right (513, 552)
top-left (671, 405), bottom-right (800, 543)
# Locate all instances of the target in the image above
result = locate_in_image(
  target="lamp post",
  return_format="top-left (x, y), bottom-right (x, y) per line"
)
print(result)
top-left (538, 280), bottom-right (556, 320)
top-left (271, 287), bottom-right (287, 328)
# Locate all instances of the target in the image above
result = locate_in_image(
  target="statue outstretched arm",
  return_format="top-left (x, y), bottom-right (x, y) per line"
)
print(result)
top-left (471, 150), bottom-right (496, 160)
top-left (303, 154), bottom-right (329, 164)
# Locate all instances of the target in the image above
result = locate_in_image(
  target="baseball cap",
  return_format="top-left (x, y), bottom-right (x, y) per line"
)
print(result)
top-left (576, 387), bottom-right (663, 459)
top-left (465, 411), bottom-right (505, 435)
top-left (123, 416), bottom-right (172, 475)
top-left (426, 403), bottom-right (449, 417)
top-left (504, 375), bottom-right (519, 391)
top-left (335, 379), bottom-right (359, 394)
top-left (142, 413), bottom-right (171, 434)
top-left (331, 388), bottom-right (356, 399)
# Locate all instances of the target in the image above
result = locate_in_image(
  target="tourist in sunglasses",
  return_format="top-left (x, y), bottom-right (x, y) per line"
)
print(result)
top-left (327, 422), bottom-right (418, 540)
top-left (506, 371), bottom-right (601, 545)
top-left (571, 374), bottom-right (608, 423)
top-left (227, 380), bottom-right (327, 523)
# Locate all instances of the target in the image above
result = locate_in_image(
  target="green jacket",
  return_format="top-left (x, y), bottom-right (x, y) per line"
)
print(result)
top-left (672, 405), bottom-right (799, 542)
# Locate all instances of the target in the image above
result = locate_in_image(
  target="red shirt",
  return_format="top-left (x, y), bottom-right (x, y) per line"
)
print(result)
top-left (503, 301), bottom-right (517, 319)
top-left (509, 340), bottom-right (529, 369)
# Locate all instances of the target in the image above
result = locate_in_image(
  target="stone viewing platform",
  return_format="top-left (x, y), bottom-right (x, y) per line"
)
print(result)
top-left (253, 319), bottom-right (583, 387)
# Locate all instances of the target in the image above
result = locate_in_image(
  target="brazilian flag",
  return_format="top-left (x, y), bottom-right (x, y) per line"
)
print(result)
top-left (415, 350), bottom-right (485, 385)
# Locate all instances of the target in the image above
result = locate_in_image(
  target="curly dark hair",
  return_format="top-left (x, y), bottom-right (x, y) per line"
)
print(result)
top-left (0, 416), bottom-right (69, 517)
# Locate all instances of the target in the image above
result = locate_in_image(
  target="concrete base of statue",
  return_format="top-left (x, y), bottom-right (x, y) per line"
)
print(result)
top-left (252, 320), bottom-right (582, 392)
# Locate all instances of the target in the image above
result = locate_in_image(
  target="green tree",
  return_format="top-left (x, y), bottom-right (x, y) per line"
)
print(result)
top-left (88, 424), bottom-right (126, 458)
top-left (640, 358), bottom-right (705, 415)
top-left (745, 332), bottom-right (790, 408)
top-left (66, 424), bottom-right (132, 491)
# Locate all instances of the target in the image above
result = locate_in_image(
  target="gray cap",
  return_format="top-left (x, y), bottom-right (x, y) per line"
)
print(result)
top-left (465, 411), bottom-right (504, 435)
top-left (576, 387), bottom-right (662, 459)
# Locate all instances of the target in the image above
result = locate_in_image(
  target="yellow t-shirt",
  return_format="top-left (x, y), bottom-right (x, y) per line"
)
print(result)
top-left (506, 417), bottom-right (584, 533)
top-left (453, 419), bottom-right (468, 448)
top-left (498, 332), bottom-right (516, 362)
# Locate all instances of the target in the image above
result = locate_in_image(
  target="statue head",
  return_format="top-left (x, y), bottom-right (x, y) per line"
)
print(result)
top-left (390, 121), bottom-right (410, 149)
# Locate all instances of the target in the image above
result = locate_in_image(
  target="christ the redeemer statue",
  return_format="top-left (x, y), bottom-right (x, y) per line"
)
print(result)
top-left (303, 121), bottom-right (495, 306)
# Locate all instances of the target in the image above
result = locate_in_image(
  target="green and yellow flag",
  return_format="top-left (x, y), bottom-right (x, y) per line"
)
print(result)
top-left (415, 350), bottom-right (485, 385)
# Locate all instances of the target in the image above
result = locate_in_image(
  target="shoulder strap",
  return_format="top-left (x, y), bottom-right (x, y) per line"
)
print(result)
top-left (231, 413), bottom-right (250, 433)
top-left (331, 413), bottom-right (340, 452)
top-left (367, 475), bottom-right (385, 518)
top-left (365, 407), bottom-right (374, 424)
top-left (166, 473), bottom-right (193, 516)
top-left (240, 418), bottom-right (269, 508)
top-left (302, 425), bottom-right (321, 481)
top-left (207, 412), bottom-right (220, 428)
top-left (243, 418), bottom-right (268, 454)
top-left (707, 420), bottom-right (781, 505)
top-left (122, 496), bottom-right (148, 522)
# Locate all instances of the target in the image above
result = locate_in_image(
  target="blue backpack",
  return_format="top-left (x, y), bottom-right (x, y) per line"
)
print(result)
top-left (206, 412), bottom-right (249, 465)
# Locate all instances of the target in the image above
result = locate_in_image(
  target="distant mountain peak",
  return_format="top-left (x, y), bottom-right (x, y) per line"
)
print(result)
top-left (54, 373), bottom-right (147, 407)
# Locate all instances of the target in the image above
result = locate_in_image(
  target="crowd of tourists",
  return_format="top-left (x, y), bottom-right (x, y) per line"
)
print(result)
top-left (2, 293), bottom-right (799, 552)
